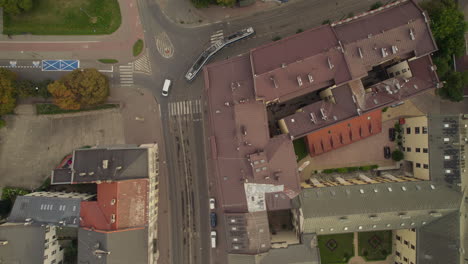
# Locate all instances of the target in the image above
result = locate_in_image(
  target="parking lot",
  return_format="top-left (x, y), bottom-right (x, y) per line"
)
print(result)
top-left (0, 104), bottom-right (125, 190)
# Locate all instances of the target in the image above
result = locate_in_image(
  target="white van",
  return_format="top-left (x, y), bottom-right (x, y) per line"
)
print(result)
top-left (211, 231), bottom-right (217, 248)
top-left (162, 79), bottom-right (171, 96)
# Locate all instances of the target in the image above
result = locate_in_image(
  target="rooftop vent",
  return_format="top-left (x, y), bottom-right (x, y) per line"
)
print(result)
top-left (391, 45), bottom-right (398, 54)
top-left (102, 160), bottom-right (109, 169)
top-left (270, 76), bottom-right (278, 89)
top-left (327, 57), bottom-right (334, 69)
top-left (409, 29), bottom-right (415, 40)
top-left (358, 47), bottom-right (363, 58)
top-left (110, 214), bottom-right (116, 223)
top-left (381, 48), bottom-right (388, 58)
top-left (116, 166), bottom-right (122, 170)
top-left (110, 199), bottom-right (116, 205)
top-left (281, 63), bottom-right (287, 68)
top-left (297, 76), bottom-right (303, 87)
top-left (0, 241), bottom-right (8, 246)
top-left (79, 173), bottom-right (86, 176)
top-left (310, 113), bottom-right (317, 124)
top-left (373, 99), bottom-right (379, 105)
top-left (307, 73), bottom-right (314, 83)
top-left (88, 172), bottom-right (95, 176)
top-left (413, 84), bottom-right (418, 90)
top-left (320, 108), bottom-right (328, 120)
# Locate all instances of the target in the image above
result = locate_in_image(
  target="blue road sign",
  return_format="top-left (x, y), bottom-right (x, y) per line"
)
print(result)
top-left (42, 60), bottom-right (79, 71)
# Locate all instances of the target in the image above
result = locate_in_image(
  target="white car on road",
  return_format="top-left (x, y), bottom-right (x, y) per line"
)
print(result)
top-left (209, 198), bottom-right (215, 210)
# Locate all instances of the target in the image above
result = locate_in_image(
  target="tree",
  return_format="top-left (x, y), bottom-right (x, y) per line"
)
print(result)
top-left (0, 68), bottom-right (17, 116)
top-left (392, 150), bottom-right (404, 161)
top-left (421, 0), bottom-right (468, 101)
top-left (0, 0), bottom-right (33, 15)
top-left (421, 0), bottom-right (467, 58)
top-left (47, 69), bottom-right (109, 110)
top-left (437, 71), bottom-right (468, 102)
top-left (215, 0), bottom-right (235, 6)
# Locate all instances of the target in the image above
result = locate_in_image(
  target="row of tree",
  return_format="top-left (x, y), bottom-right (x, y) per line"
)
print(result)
top-left (0, 68), bottom-right (110, 127)
top-left (0, 0), bottom-right (33, 15)
top-left (421, 0), bottom-right (468, 102)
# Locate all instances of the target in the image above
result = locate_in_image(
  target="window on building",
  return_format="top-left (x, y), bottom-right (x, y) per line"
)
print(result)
top-left (416, 148), bottom-right (421, 152)
top-left (404, 240), bottom-right (409, 245)
top-left (411, 228), bottom-right (416, 232)
top-left (406, 127), bottom-right (411, 134)
top-left (407, 147), bottom-right (411, 152)
top-left (423, 164), bottom-right (429, 169)
top-left (415, 127), bottom-right (420, 134)
top-left (396, 251), bottom-right (401, 257)
top-left (52, 250), bottom-right (56, 255)
top-left (416, 163), bottom-right (421, 168)
top-left (52, 260), bottom-right (56, 264)
top-left (411, 244), bottom-right (415, 250)
top-left (404, 257), bottom-right (408, 262)
top-left (396, 235), bottom-right (401, 241)
top-left (44, 255), bottom-right (48, 260)
top-left (423, 148), bottom-right (428, 153)
top-left (423, 126), bottom-right (428, 134)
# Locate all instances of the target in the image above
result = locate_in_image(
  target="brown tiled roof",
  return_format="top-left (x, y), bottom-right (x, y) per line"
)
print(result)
top-left (204, 55), bottom-right (300, 211)
top-left (80, 179), bottom-right (148, 230)
top-left (279, 84), bottom-right (359, 139)
top-left (250, 25), bottom-right (352, 103)
top-left (305, 110), bottom-right (382, 157)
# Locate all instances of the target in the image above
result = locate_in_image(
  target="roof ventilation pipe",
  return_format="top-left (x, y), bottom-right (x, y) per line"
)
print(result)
top-left (307, 74), bottom-right (314, 83)
top-left (297, 76), bottom-right (303, 87)
top-left (327, 57), bottom-right (334, 69)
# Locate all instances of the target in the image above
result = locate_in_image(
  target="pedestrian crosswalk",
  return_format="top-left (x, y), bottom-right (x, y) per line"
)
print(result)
top-left (168, 99), bottom-right (202, 117)
top-left (210, 30), bottom-right (224, 44)
top-left (119, 63), bottom-right (134, 87)
top-left (134, 52), bottom-right (152, 74)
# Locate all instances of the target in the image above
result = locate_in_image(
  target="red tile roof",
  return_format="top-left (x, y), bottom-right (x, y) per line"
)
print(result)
top-left (305, 110), bottom-right (382, 157)
top-left (80, 179), bottom-right (148, 230)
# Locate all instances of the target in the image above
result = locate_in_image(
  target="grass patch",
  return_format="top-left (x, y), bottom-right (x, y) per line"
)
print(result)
top-left (358, 231), bottom-right (392, 261)
top-left (293, 138), bottom-right (308, 161)
top-left (133, 39), bottom-right (144, 57)
top-left (3, 0), bottom-right (122, 35)
top-left (98, 59), bottom-right (118, 64)
top-left (36, 103), bottom-right (118, 115)
top-left (272, 36), bottom-right (282, 41)
top-left (318, 233), bottom-right (354, 264)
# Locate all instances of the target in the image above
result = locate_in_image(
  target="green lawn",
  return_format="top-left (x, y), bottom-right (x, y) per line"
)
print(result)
top-left (133, 39), bottom-right (144, 56)
top-left (358, 231), bottom-right (392, 261)
top-left (318, 233), bottom-right (354, 264)
top-left (98, 59), bottom-right (119, 64)
top-left (3, 0), bottom-right (121, 35)
top-left (293, 138), bottom-right (308, 161)
top-left (36, 104), bottom-right (118, 115)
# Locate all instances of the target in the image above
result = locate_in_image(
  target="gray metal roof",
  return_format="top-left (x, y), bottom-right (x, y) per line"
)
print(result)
top-left (298, 181), bottom-right (460, 218)
top-left (0, 224), bottom-right (46, 264)
top-left (428, 114), bottom-right (464, 188)
top-left (228, 234), bottom-right (321, 264)
top-left (71, 147), bottom-right (149, 183)
top-left (78, 227), bottom-right (148, 264)
top-left (8, 196), bottom-right (82, 227)
top-left (417, 212), bottom-right (460, 264)
top-left (51, 168), bottom-right (73, 184)
top-left (296, 181), bottom-right (461, 234)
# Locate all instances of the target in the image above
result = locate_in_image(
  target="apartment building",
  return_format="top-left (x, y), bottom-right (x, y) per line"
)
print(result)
top-left (401, 116), bottom-right (430, 180)
top-left (393, 229), bottom-right (417, 264)
top-left (0, 223), bottom-right (64, 264)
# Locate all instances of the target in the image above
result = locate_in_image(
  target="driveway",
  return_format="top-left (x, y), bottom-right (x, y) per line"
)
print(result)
top-left (0, 105), bottom-right (125, 190)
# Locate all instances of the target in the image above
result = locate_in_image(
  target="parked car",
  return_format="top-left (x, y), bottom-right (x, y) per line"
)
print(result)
top-left (384, 146), bottom-right (391, 159)
top-left (389, 128), bottom-right (395, 141)
top-left (209, 198), bottom-right (216, 210)
top-left (211, 231), bottom-right (217, 248)
top-left (210, 212), bottom-right (217, 228)
top-left (162, 79), bottom-right (171, 97)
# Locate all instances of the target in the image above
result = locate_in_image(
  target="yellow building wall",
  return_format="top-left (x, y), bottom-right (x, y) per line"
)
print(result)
top-left (401, 116), bottom-right (429, 180)
top-left (393, 229), bottom-right (417, 264)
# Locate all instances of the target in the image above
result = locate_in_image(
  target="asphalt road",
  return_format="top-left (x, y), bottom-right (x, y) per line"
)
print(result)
top-left (134, 0), bottom-right (383, 264)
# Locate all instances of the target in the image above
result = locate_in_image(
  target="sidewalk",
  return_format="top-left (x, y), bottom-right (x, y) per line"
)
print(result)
top-left (0, 0), bottom-right (144, 63)
top-left (156, 0), bottom-right (283, 26)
